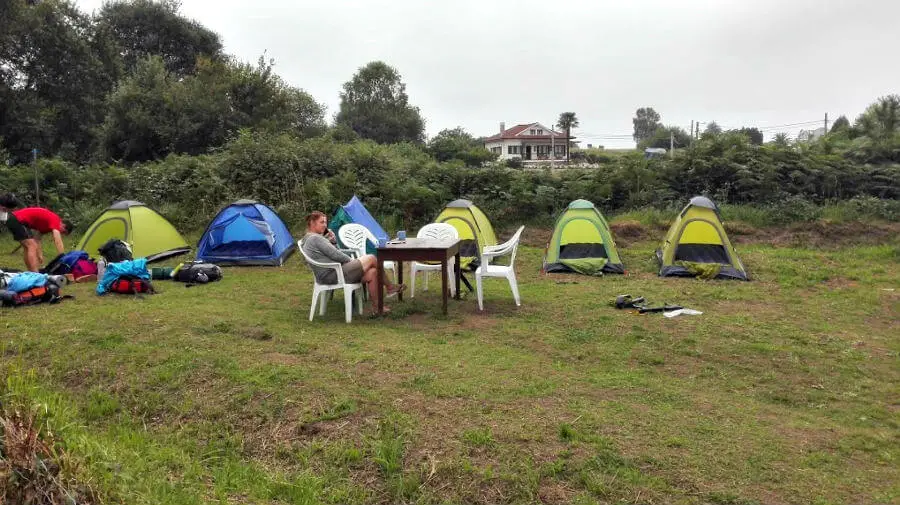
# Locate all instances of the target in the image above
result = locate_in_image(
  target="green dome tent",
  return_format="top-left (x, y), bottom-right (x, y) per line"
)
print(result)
top-left (655, 196), bottom-right (748, 280)
top-left (76, 201), bottom-right (190, 262)
top-left (543, 199), bottom-right (624, 275)
top-left (434, 199), bottom-right (497, 271)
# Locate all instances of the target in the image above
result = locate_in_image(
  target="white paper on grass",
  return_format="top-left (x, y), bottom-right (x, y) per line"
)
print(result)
top-left (664, 308), bottom-right (703, 318)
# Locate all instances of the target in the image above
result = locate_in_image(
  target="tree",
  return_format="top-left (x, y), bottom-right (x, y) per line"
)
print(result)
top-left (427, 127), bottom-right (495, 166)
top-left (772, 132), bottom-right (791, 147)
top-left (854, 94), bottom-right (900, 142)
top-left (556, 112), bottom-right (579, 163)
top-left (703, 121), bottom-right (722, 137)
top-left (336, 61), bottom-right (425, 144)
top-left (728, 127), bottom-right (763, 145)
top-left (640, 126), bottom-right (692, 150)
top-left (95, 0), bottom-right (223, 76)
top-left (0, 0), bottom-right (117, 162)
top-left (632, 107), bottom-right (661, 144)
top-left (830, 115), bottom-right (850, 134)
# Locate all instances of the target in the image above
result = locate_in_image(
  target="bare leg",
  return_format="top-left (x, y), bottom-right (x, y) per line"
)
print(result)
top-left (21, 239), bottom-right (40, 272)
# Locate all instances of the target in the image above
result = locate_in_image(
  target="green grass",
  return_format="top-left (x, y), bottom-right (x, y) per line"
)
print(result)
top-left (0, 229), bottom-right (898, 504)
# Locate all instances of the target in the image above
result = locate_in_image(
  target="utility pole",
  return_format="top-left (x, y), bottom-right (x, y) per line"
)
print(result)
top-left (690, 120), bottom-right (694, 146)
top-left (550, 121), bottom-right (555, 168)
top-left (824, 113), bottom-right (829, 134)
top-left (32, 148), bottom-right (39, 206)
top-left (670, 130), bottom-right (674, 157)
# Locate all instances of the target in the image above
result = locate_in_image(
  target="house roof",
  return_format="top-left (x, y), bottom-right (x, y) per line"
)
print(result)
top-left (484, 123), bottom-right (572, 142)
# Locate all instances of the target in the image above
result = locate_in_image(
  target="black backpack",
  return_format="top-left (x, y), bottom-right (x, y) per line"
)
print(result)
top-left (174, 261), bottom-right (223, 285)
top-left (98, 239), bottom-right (133, 263)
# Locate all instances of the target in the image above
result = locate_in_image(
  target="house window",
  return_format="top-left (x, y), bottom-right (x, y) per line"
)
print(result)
top-left (537, 129), bottom-right (543, 135)
top-left (490, 147), bottom-right (501, 154)
top-left (555, 145), bottom-right (565, 154)
top-left (529, 129), bottom-right (536, 135)
top-left (508, 145), bottom-right (520, 154)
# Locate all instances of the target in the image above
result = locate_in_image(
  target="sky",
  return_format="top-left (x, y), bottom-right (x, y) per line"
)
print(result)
top-left (74, 0), bottom-right (900, 148)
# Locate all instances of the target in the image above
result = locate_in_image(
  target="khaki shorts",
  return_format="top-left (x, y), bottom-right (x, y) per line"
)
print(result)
top-left (322, 259), bottom-right (364, 284)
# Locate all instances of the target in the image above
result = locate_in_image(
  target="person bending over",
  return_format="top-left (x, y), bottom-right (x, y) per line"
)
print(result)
top-left (0, 194), bottom-right (40, 272)
top-left (301, 211), bottom-right (404, 314)
top-left (12, 206), bottom-right (72, 263)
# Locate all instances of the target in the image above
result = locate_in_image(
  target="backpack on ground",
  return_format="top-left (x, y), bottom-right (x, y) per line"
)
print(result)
top-left (108, 277), bottom-right (155, 295)
top-left (0, 283), bottom-right (69, 307)
top-left (43, 251), bottom-right (90, 275)
top-left (173, 261), bottom-right (223, 285)
top-left (98, 239), bottom-right (133, 263)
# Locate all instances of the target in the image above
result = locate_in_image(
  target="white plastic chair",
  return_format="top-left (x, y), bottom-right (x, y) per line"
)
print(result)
top-left (338, 223), bottom-right (395, 274)
top-left (410, 223), bottom-right (459, 298)
top-left (298, 239), bottom-right (364, 323)
top-left (475, 225), bottom-right (525, 311)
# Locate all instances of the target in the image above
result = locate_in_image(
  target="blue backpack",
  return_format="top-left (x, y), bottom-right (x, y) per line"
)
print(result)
top-left (43, 251), bottom-right (90, 275)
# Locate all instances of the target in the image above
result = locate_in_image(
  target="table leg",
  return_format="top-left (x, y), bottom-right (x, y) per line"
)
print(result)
top-left (397, 261), bottom-right (403, 302)
top-left (454, 252), bottom-right (461, 300)
top-left (441, 258), bottom-right (449, 315)
top-left (377, 258), bottom-right (384, 315)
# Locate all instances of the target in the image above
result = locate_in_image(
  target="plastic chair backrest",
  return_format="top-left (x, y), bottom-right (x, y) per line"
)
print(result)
top-left (417, 222), bottom-right (459, 242)
top-left (298, 239), bottom-right (345, 284)
top-left (482, 225), bottom-right (525, 267)
top-left (338, 223), bottom-right (371, 257)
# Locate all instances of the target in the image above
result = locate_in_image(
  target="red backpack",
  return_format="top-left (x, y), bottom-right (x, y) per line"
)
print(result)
top-left (108, 278), bottom-right (155, 295)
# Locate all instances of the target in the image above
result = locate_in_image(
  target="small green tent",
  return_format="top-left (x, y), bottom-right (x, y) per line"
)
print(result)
top-left (77, 200), bottom-right (190, 262)
top-left (655, 196), bottom-right (748, 280)
top-left (543, 199), bottom-right (624, 275)
top-left (434, 199), bottom-right (497, 271)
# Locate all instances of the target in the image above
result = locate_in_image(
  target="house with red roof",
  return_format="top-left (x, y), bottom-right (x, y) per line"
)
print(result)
top-left (484, 122), bottom-right (572, 163)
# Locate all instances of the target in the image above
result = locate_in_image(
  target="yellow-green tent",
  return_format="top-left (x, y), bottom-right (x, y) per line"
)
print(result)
top-left (77, 200), bottom-right (190, 262)
top-left (435, 199), bottom-right (497, 271)
top-left (543, 199), bottom-right (624, 275)
top-left (655, 196), bottom-right (748, 280)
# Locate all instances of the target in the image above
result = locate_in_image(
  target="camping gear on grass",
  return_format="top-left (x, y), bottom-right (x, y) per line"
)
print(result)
top-left (329, 196), bottom-right (389, 255)
top-left (1, 273), bottom-right (68, 307)
top-left (655, 196), bottom-right (749, 281)
top-left (543, 199), bottom-right (624, 275)
top-left (98, 239), bottom-right (133, 263)
top-left (434, 199), bottom-right (497, 271)
top-left (197, 200), bottom-right (295, 266)
top-left (97, 258), bottom-right (152, 295)
top-left (77, 201), bottom-right (190, 263)
top-left (172, 261), bottom-right (223, 285)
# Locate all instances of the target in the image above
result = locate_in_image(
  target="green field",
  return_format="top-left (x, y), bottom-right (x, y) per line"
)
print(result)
top-left (1, 226), bottom-right (898, 505)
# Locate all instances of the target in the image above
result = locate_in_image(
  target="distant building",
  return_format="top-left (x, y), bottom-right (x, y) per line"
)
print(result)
top-left (484, 122), bottom-right (573, 162)
top-left (797, 127), bottom-right (826, 142)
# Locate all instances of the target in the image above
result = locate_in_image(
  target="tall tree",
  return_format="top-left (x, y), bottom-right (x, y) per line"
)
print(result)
top-left (632, 107), bottom-right (661, 144)
top-left (0, 0), bottom-right (117, 162)
top-left (95, 0), bottom-right (223, 76)
top-left (703, 121), bottom-right (722, 137)
top-left (854, 94), bottom-right (900, 141)
top-left (336, 61), bottom-right (425, 144)
top-left (556, 112), bottom-right (579, 163)
top-left (830, 115), bottom-right (850, 134)
top-left (729, 127), bottom-right (763, 145)
top-left (427, 127), bottom-right (495, 166)
top-left (641, 125), bottom-right (692, 150)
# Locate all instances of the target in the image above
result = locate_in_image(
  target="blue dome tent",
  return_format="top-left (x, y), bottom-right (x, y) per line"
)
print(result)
top-left (328, 196), bottom-right (389, 255)
top-left (197, 200), bottom-right (296, 266)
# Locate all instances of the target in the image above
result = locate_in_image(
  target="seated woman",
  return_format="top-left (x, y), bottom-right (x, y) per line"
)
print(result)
top-left (301, 211), bottom-right (404, 314)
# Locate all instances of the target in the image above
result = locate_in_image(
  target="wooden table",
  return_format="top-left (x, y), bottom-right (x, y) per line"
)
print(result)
top-left (376, 238), bottom-right (461, 315)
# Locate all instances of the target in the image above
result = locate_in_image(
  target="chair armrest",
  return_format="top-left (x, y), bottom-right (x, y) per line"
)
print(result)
top-left (338, 248), bottom-right (359, 258)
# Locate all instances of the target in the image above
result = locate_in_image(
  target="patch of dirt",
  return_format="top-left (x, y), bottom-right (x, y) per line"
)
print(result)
top-left (732, 220), bottom-right (900, 248)
top-left (520, 227), bottom-right (551, 248)
top-left (610, 220), bottom-right (653, 246)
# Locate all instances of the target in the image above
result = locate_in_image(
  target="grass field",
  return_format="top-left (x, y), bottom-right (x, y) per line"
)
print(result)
top-left (1, 222), bottom-right (898, 505)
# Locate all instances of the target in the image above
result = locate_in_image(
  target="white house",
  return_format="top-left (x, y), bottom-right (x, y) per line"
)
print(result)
top-left (484, 122), bottom-right (572, 162)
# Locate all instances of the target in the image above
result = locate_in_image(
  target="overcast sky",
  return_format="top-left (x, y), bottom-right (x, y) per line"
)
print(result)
top-left (75, 0), bottom-right (900, 148)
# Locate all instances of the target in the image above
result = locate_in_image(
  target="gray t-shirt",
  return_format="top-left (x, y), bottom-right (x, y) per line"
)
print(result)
top-left (301, 233), bottom-right (353, 284)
